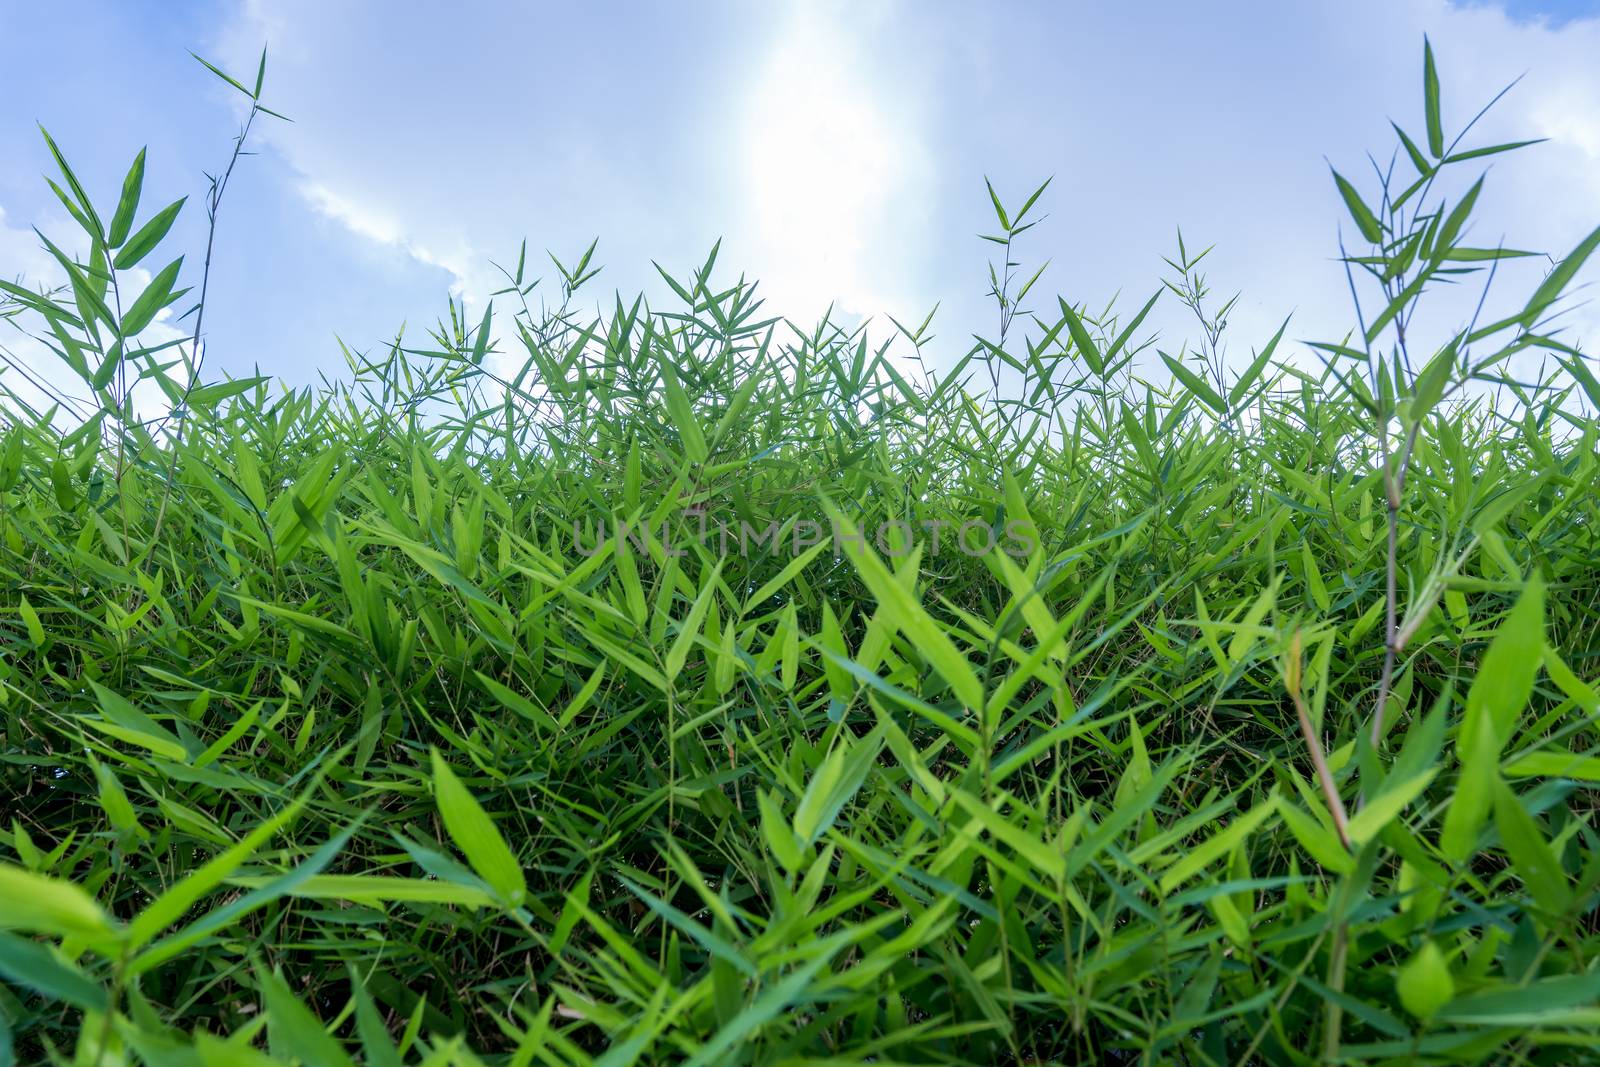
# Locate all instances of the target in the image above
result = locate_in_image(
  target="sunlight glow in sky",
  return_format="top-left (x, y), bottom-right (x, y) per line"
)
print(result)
top-left (737, 5), bottom-right (919, 320)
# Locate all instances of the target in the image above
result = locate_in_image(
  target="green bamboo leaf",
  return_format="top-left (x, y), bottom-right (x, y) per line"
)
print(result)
top-left (742, 538), bottom-right (829, 612)
top-left (1158, 794), bottom-right (1277, 893)
top-left (0, 865), bottom-right (119, 945)
top-left (91, 340), bottom-right (123, 392)
top-left (128, 789), bottom-right (309, 949)
top-left (618, 875), bottom-right (757, 977)
top-left (792, 730), bottom-right (882, 848)
top-left (666, 561), bottom-right (723, 681)
top-left (86, 680), bottom-right (189, 761)
top-left (258, 965), bottom-right (356, 1067)
top-left (107, 148), bottom-right (146, 248)
top-left (475, 672), bottom-right (559, 732)
top-left (17, 596), bottom-right (45, 647)
top-left (1459, 576), bottom-right (1545, 752)
top-left (1471, 476), bottom-right (1546, 537)
top-left (758, 790), bottom-right (804, 872)
top-left (225, 874), bottom-right (496, 908)
top-left (1161, 351), bottom-right (1226, 415)
top-left (1436, 973), bottom-right (1600, 1024)
top-left (659, 357), bottom-right (708, 463)
top-left (1424, 38), bottom-right (1443, 158)
top-left (129, 823), bottom-right (362, 977)
top-left (1229, 316), bottom-right (1288, 407)
top-left (1279, 798), bottom-right (1353, 873)
top-left (1504, 749), bottom-right (1600, 780)
top-left (187, 376), bottom-right (268, 407)
top-left (1397, 941), bottom-right (1454, 1019)
top-left (1522, 222), bottom-right (1600, 326)
top-left (37, 126), bottom-right (102, 236)
top-left (192, 51), bottom-right (258, 99)
top-left (429, 748), bottom-right (526, 907)
top-left (0, 276), bottom-right (83, 326)
top-left (683, 952), bottom-right (836, 1067)
top-left (112, 197), bottom-right (185, 270)
top-left (119, 256), bottom-right (183, 336)
top-left (1103, 288), bottom-right (1162, 365)
top-left (1543, 645), bottom-right (1599, 713)
top-left (470, 300), bottom-right (492, 364)
top-left (1331, 169), bottom-right (1384, 244)
top-left (984, 176), bottom-right (1011, 230)
top-left (1411, 337), bottom-right (1458, 420)
top-left (1015, 176), bottom-right (1053, 225)
top-left (1393, 122), bottom-right (1432, 176)
top-left (950, 788), bottom-right (1065, 882)
top-left (1058, 298), bottom-right (1104, 376)
top-left (0, 932), bottom-right (108, 1012)
top-left (35, 229), bottom-right (114, 330)
top-left (93, 759), bottom-right (142, 837)
top-left (253, 45), bottom-right (269, 98)
top-left (1441, 705), bottom-right (1499, 862)
top-left (1491, 778), bottom-right (1572, 914)
top-left (1441, 139), bottom-right (1545, 164)
top-left (819, 499), bottom-right (984, 711)
top-left (1345, 768), bottom-right (1437, 846)
top-left (1440, 246), bottom-right (1536, 262)
top-left (1433, 177), bottom-right (1483, 258)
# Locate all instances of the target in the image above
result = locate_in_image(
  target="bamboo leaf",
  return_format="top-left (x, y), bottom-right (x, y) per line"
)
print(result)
top-left (1397, 941), bottom-right (1454, 1019)
top-left (112, 197), bottom-right (185, 270)
top-left (1424, 38), bottom-right (1443, 158)
top-left (429, 748), bottom-right (527, 908)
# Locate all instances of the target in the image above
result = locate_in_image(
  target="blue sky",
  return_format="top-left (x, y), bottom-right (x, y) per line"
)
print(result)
top-left (4, 0), bottom-right (1600, 395)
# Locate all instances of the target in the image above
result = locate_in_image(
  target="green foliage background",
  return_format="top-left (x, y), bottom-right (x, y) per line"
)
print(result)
top-left (3, 39), bottom-right (1600, 1066)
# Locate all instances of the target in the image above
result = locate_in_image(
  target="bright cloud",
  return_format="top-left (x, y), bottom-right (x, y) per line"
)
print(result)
top-left (733, 3), bottom-right (930, 324)
top-left (298, 180), bottom-right (475, 293)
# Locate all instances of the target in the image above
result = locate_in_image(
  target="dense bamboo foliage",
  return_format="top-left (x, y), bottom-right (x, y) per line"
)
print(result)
top-left (3, 40), bottom-right (1600, 1066)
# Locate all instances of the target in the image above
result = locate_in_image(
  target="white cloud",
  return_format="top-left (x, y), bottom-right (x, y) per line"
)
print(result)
top-left (298, 180), bottom-right (475, 293)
